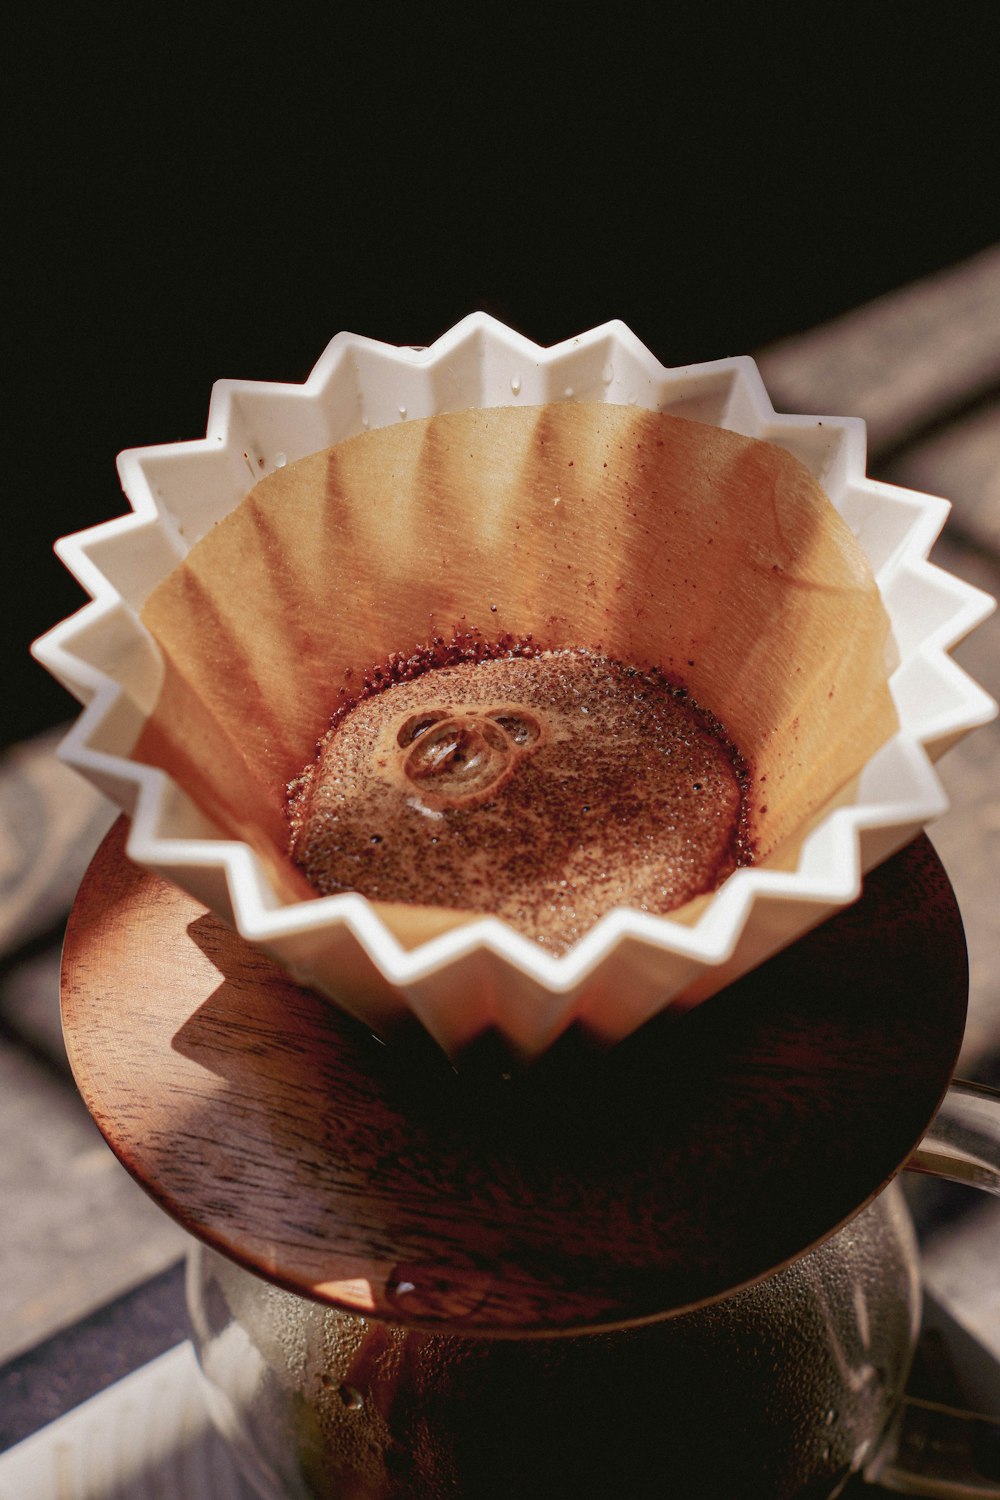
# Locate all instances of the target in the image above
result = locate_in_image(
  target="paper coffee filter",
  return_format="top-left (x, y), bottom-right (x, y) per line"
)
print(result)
top-left (33, 315), bottom-right (996, 1059)
top-left (136, 402), bottom-right (896, 952)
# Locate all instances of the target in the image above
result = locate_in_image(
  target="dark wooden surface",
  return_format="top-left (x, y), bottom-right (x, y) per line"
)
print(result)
top-left (60, 818), bottom-right (968, 1337)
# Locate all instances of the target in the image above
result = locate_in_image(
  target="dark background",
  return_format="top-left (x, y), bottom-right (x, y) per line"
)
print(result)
top-left (8, 8), bottom-right (1000, 751)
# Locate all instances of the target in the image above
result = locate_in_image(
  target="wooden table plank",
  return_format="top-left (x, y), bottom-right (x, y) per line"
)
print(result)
top-left (758, 243), bottom-right (1000, 455)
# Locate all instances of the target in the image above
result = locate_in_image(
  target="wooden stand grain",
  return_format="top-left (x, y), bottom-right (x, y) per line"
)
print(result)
top-left (61, 820), bottom-right (968, 1336)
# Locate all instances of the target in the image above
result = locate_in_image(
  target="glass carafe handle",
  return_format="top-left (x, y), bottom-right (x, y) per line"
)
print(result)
top-left (864, 1079), bottom-right (1000, 1496)
top-left (906, 1079), bottom-right (1000, 1195)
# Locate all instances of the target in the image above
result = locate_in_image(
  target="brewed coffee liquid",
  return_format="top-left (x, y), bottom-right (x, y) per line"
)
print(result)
top-left (288, 649), bottom-right (750, 950)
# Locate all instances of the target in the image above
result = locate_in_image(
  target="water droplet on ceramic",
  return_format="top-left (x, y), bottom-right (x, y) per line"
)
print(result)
top-left (398, 405), bottom-right (407, 419)
top-left (338, 1383), bottom-right (364, 1410)
top-left (510, 375), bottom-right (522, 395)
top-left (601, 362), bottom-right (614, 385)
top-left (274, 452), bottom-right (287, 468)
top-left (564, 386), bottom-right (574, 399)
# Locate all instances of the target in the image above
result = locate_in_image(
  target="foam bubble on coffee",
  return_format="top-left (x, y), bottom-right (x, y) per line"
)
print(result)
top-left (288, 643), bottom-right (752, 953)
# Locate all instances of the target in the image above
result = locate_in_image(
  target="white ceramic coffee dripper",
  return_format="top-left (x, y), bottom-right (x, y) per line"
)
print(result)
top-left (31, 315), bottom-right (996, 1061)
